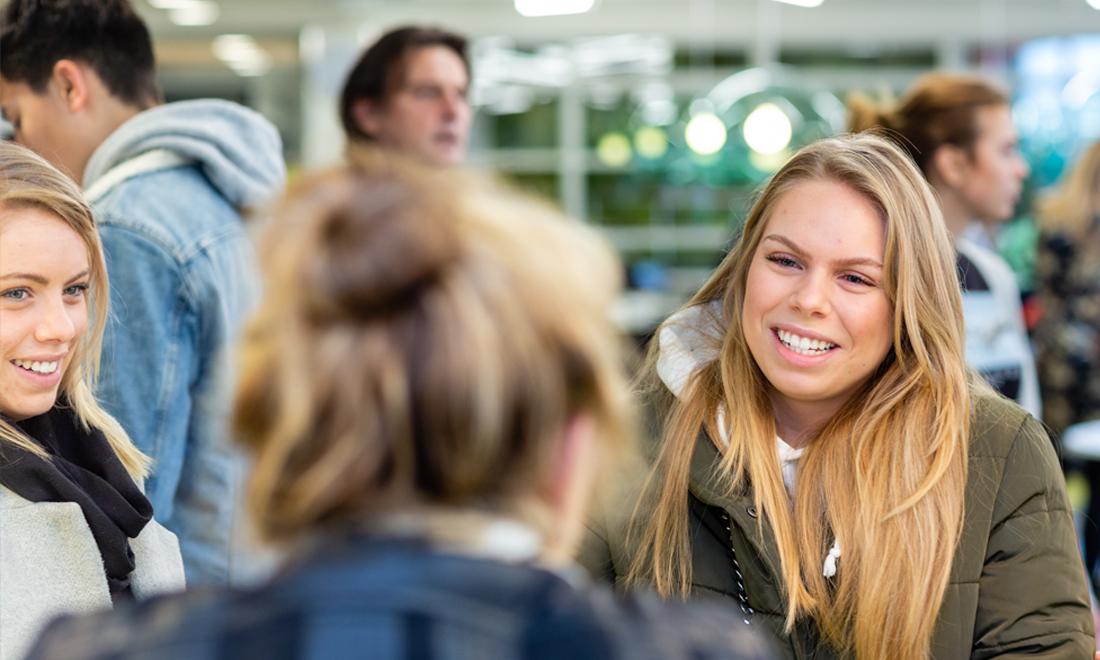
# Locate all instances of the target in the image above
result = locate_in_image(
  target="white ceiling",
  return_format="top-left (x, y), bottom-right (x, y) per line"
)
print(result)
top-left (136, 0), bottom-right (1100, 53)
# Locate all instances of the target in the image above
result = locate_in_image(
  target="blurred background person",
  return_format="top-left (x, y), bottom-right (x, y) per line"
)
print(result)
top-left (339, 26), bottom-right (472, 166)
top-left (25, 149), bottom-right (775, 660)
top-left (1033, 139), bottom-right (1100, 434)
top-left (0, 141), bottom-right (184, 660)
top-left (0, 0), bottom-right (286, 586)
top-left (1032, 139), bottom-right (1100, 595)
top-left (848, 73), bottom-right (1040, 420)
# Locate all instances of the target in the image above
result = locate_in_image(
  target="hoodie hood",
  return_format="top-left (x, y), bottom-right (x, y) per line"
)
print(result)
top-left (83, 99), bottom-right (285, 209)
top-left (660, 300), bottom-right (803, 472)
top-left (657, 300), bottom-right (724, 398)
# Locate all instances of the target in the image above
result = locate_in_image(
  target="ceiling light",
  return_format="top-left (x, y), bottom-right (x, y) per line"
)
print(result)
top-left (514, 0), bottom-right (595, 18)
top-left (685, 113), bottom-right (727, 155)
top-left (597, 132), bottom-right (632, 168)
top-left (1090, 0), bottom-right (1100, 9)
top-left (744, 103), bottom-right (792, 155)
top-left (213, 34), bottom-right (260, 60)
top-left (147, 0), bottom-right (196, 8)
top-left (770, 0), bottom-right (824, 6)
top-left (634, 126), bottom-right (668, 159)
top-left (168, 1), bottom-right (219, 26)
top-left (213, 34), bottom-right (271, 76)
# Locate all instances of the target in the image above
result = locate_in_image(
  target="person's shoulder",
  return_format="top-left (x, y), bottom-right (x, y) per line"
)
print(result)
top-left (528, 580), bottom-right (776, 660)
top-left (968, 387), bottom-right (1058, 479)
top-left (24, 587), bottom-right (230, 660)
top-left (968, 388), bottom-right (1034, 458)
top-left (0, 484), bottom-right (34, 510)
top-left (956, 237), bottom-right (1020, 294)
top-left (95, 166), bottom-right (242, 241)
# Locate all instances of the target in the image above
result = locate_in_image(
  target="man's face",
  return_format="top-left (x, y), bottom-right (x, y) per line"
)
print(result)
top-left (354, 45), bottom-right (472, 166)
top-left (0, 76), bottom-right (85, 181)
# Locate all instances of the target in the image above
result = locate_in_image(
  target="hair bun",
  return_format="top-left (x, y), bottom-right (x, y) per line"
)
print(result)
top-left (303, 174), bottom-right (459, 322)
top-left (846, 91), bottom-right (895, 135)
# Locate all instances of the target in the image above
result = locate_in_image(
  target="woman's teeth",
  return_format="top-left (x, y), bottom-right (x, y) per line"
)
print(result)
top-left (12, 359), bottom-right (59, 375)
top-left (777, 330), bottom-right (836, 356)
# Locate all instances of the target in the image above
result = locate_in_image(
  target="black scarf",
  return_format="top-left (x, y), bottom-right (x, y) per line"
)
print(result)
top-left (0, 405), bottom-right (153, 596)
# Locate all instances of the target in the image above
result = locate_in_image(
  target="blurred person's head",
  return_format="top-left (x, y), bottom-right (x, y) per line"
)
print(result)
top-left (339, 27), bottom-right (472, 167)
top-left (848, 73), bottom-right (1029, 235)
top-left (0, 0), bottom-right (161, 182)
top-left (1038, 139), bottom-right (1100, 240)
top-left (0, 141), bottom-right (146, 476)
top-left (234, 148), bottom-right (628, 560)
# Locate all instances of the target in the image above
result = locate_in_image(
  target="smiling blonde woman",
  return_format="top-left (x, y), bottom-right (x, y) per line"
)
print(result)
top-left (0, 141), bottom-right (184, 660)
top-left (580, 133), bottom-right (1093, 660)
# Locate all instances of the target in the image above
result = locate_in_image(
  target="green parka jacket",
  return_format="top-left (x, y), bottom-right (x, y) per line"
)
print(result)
top-left (579, 393), bottom-right (1095, 660)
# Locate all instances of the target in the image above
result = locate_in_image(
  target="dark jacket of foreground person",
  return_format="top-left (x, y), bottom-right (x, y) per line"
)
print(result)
top-left (580, 393), bottom-right (1094, 660)
top-left (26, 535), bottom-right (776, 660)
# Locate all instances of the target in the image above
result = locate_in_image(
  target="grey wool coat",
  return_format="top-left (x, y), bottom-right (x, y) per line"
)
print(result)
top-left (0, 485), bottom-right (186, 660)
top-left (580, 392), bottom-right (1096, 660)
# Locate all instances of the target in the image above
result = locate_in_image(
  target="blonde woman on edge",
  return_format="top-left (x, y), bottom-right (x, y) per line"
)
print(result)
top-left (579, 134), bottom-right (1094, 660)
top-left (24, 149), bottom-right (774, 660)
top-left (0, 142), bottom-right (184, 660)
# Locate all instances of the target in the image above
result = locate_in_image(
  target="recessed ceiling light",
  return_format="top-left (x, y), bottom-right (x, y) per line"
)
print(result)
top-left (212, 34), bottom-right (272, 77)
top-left (771, 0), bottom-right (824, 6)
top-left (514, 0), bottom-right (595, 18)
top-left (685, 113), bottom-right (727, 155)
top-left (168, 1), bottom-right (219, 26)
top-left (744, 103), bottom-right (792, 155)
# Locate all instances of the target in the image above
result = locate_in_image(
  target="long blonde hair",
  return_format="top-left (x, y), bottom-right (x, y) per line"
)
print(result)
top-left (634, 134), bottom-right (970, 660)
top-left (1038, 139), bottom-right (1100, 239)
top-left (0, 142), bottom-right (148, 478)
top-left (234, 147), bottom-right (630, 543)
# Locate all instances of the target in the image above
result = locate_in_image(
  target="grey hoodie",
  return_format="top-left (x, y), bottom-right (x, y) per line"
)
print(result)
top-left (83, 98), bottom-right (285, 208)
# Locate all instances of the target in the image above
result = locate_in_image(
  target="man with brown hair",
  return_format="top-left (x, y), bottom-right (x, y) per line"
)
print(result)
top-left (340, 26), bottom-right (472, 166)
top-left (1, 0), bottom-right (286, 586)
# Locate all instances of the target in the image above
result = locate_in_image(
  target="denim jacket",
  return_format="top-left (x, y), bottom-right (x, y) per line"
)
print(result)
top-left (82, 100), bottom-right (286, 586)
top-left (26, 534), bottom-right (778, 660)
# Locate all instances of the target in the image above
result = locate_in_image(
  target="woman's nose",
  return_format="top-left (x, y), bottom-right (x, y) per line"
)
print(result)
top-left (790, 272), bottom-right (831, 317)
top-left (34, 299), bottom-right (77, 345)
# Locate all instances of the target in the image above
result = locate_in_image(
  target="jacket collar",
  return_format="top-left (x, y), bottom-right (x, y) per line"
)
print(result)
top-left (660, 301), bottom-right (787, 584)
top-left (687, 429), bottom-right (785, 587)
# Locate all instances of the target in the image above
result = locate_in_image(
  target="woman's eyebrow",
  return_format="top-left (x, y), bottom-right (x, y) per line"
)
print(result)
top-left (762, 234), bottom-right (882, 269)
top-left (0, 272), bottom-right (48, 284)
top-left (834, 256), bottom-right (883, 269)
top-left (65, 270), bottom-right (90, 285)
top-left (762, 234), bottom-right (805, 256)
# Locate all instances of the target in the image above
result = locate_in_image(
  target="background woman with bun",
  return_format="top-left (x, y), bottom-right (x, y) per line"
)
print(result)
top-left (580, 134), bottom-right (1092, 660)
top-left (847, 73), bottom-right (1040, 420)
top-left (0, 142), bottom-right (184, 660)
top-left (25, 149), bottom-right (774, 660)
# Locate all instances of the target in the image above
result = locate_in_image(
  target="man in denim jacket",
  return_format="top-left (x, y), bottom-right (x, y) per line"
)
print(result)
top-left (0, 0), bottom-right (286, 585)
